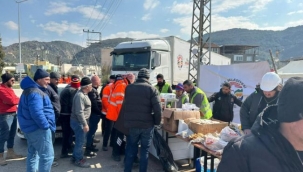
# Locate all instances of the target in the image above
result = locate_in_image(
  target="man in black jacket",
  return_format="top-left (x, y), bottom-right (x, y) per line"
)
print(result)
top-left (122, 68), bottom-right (162, 172)
top-left (85, 75), bottom-right (102, 155)
top-left (59, 75), bottom-right (81, 158)
top-left (49, 72), bottom-right (60, 94)
top-left (217, 77), bottom-right (303, 172)
top-left (240, 72), bottom-right (281, 135)
top-left (208, 82), bottom-right (242, 122)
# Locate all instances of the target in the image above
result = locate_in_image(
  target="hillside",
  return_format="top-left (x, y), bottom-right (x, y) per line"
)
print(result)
top-left (3, 41), bottom-right (83, 65)
top-left (3, 25), bottom-right (303, 65)
top-left (208, 25), bottom-right (303, 60)
top-left (71, 38), bottom-right (133, 65)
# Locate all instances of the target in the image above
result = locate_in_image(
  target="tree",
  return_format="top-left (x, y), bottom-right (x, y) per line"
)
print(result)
top-left (0, 37), bottom-right (5, 74)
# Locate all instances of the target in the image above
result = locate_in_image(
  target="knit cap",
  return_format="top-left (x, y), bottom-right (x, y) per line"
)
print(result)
top-left (80, 77), bottom-right (92, 87)
top-left (1, 73), bottom-right (14, 83)
top-left (34, 69), bottom-right (49, 81)
top-left (175, 83), bottom-right (184, 91)
top-left (138, 68), bottom-right (150, 79)
top-left (278, 77), bottom-right (303, 123)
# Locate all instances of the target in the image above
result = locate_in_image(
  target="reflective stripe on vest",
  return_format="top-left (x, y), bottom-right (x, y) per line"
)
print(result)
top-left (155, 83), bottom-right (170, 93)
top-left (181, 94), bottom-right (187, 104)
top-left (191, 88), bottom-right (213, 119)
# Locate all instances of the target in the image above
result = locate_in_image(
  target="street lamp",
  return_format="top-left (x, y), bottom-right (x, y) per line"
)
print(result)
top-left (16, 0), bottom-right (28, 80)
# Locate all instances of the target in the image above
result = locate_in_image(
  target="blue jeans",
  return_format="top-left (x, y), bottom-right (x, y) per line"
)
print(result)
top-left (0, 113), bottom-right (17, 153)
top-left (86, 114), bottom-right (100, 147)
top-left (70, 119), bottom-right (86, 162)
top-left (124, 127), bottom-right (154, 172)
top-left (24, 128), bottom-right (54, 172)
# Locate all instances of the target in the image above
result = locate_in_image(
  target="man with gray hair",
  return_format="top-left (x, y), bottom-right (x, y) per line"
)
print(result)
top-left (70, 77), bottom-right (93, 168)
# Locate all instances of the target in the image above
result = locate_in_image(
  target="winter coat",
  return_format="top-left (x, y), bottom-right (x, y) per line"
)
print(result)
top-left (44, 85), bottom-right (61, 119)
top-left (217, 121), bottom-right (303, 172)
top-left (101, 83), bottom-right (112, 115)
top-left (121, 78), bottom-right (162, 129)
top-left (88, 87), bottom-right (102, 116)
top-left (240, 88), bottom-right (279, 130)
top-left (17, 76), bottom-right (56, 133)
top-left (60, 85), bottom-right (78, 115)
top-left (49, 83), bottom-right (58, 94)
top-left (106, 79), bottom-right (128, 121)
top-left (208, 89), bottom-right (242, 122)
top-left (0, 83), bottom-right (19, 114)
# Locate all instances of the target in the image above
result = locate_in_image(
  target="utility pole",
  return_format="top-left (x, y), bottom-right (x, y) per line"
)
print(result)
top-left (83, 29), bottom-right (101, 47)
top-left (188, 0), bottom-right (212, 87)
top-left (16, 0), bottom-right (28, 81)
top-left (82, 29), bottom-right (102, 74)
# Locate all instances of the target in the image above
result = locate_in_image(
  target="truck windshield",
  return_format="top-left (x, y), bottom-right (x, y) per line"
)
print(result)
top-left (112, 51), bottom-right (150, 71)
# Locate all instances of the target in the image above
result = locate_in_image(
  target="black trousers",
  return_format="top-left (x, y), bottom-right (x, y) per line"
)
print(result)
top-left (102, 118), bottom-right (114, 147)
top-left (60, 115), bottom-right (73, 155)
top-left (112, 128), bottom-right (126, 157)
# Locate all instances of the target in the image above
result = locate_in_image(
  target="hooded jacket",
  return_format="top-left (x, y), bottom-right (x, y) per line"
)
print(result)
top-left (217, 115), bottom-right (303, 172)
top-left (240, 87), bottom-right (279, 130)
top-left (17, 76), bottom-right (56, 133)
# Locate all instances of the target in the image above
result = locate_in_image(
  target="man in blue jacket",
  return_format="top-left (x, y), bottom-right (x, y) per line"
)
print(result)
top-left (18, 69), bottom-right (55, 172)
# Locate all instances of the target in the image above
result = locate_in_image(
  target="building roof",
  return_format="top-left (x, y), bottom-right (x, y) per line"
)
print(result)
top-left (203, 43), bottom-right (220, 48)
top-left (221, 45), bottom-right (259, 54)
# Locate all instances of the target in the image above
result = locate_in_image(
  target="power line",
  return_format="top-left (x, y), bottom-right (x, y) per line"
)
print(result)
top-left (99, 0), bottom-right (122, 31)
top-left (90, 0), bottom-right (109, 30)
top-left (85, 0), bottom-right (99, 28)
top-left (93, 0), bottom-right (117, 31)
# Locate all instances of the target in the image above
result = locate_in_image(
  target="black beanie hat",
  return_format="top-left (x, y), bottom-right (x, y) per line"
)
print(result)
top-left (156, 73), bottom-right (164, 79)
top-left (34, 69), bottom-right (50, 81)
top-left (80, 77), bottom-right (92, 87)
top-left (138, 68), bottom-right (150, 79)
top-left (1, 73), bottom-right (13, 83)
top-left (110, 75), bottom-right (116, 80)
top-left (278, 77), bottom-right (303, 123)
top-left (50, 72), bottom-right (60, 79)
top-left (115, 74), bottom-right (123, 80)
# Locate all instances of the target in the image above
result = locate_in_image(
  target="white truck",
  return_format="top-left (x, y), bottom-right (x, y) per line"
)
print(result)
top-left (111, 36), bottom-right (193, 85)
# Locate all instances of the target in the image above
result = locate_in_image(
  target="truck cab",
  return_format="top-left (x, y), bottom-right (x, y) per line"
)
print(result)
top-left (111, 39), bottom-right (171, 85)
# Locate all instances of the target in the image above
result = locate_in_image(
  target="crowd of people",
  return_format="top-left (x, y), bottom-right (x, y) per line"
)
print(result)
top-left (1, 67), bottom-right (302, 172)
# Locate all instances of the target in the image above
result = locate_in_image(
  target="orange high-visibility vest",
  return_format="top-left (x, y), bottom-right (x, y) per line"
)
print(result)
top-left (101, 83), bottom-right (112, 115)
top-left (106, 80), bottom-right (128, 121)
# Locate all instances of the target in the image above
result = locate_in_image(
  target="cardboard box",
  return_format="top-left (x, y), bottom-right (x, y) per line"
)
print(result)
top-left (187, 119), bottom-right (228, 134)
top-left (162, 108), bottom-right (200, 132)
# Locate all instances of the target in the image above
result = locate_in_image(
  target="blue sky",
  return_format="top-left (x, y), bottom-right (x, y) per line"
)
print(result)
top-left (0, 0), bottom-right (302, 47)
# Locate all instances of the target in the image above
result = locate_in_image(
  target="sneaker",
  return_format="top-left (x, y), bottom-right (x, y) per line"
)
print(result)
top-left (112, 155), bottom-right (121, 162)
top-left (60, 153), bottom-right (71, 158)
top-left (84, 150), bottom-right (97, 157)
top-left (52, 161), bottom-right (59, 167)
top-left (102, 146), bottom-right (108, 151)
top-left (93, 138), bottom-right (100, 143)
top-left (86, 146), bottom-right (99, 152)
top-left (74, 159), bottom-right (90, 168)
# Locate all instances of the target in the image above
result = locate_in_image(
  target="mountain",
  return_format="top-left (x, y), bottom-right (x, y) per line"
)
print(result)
top-left (3, 25), bottom-right (303, 65)
top-left (2, 38), bottom-right (134, 66)
top-left (71, 38), bottom-right (133, 65)
top-left (208, 25), bottom-right (303, 61)
top-left (3, 41), bottom-right (83, 65)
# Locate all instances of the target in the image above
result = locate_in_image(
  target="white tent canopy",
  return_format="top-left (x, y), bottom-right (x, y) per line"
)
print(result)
top-left (278, 60), bottom-right (303, 79)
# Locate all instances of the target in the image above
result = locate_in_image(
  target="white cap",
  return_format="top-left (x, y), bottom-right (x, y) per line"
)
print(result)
top-left (260, 72), bottom-right (281, 91)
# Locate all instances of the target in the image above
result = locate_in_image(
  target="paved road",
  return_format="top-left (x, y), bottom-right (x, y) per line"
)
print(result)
top-left (2, 122), bottom-right (165, 172)
top-left (8, 89), bottom-right (195, 172)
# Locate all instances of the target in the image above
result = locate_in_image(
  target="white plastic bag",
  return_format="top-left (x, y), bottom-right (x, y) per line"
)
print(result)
top-left (203, 134), bottom-right (228, 151)
top-left (220, 126), bottom-right (240, 142)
